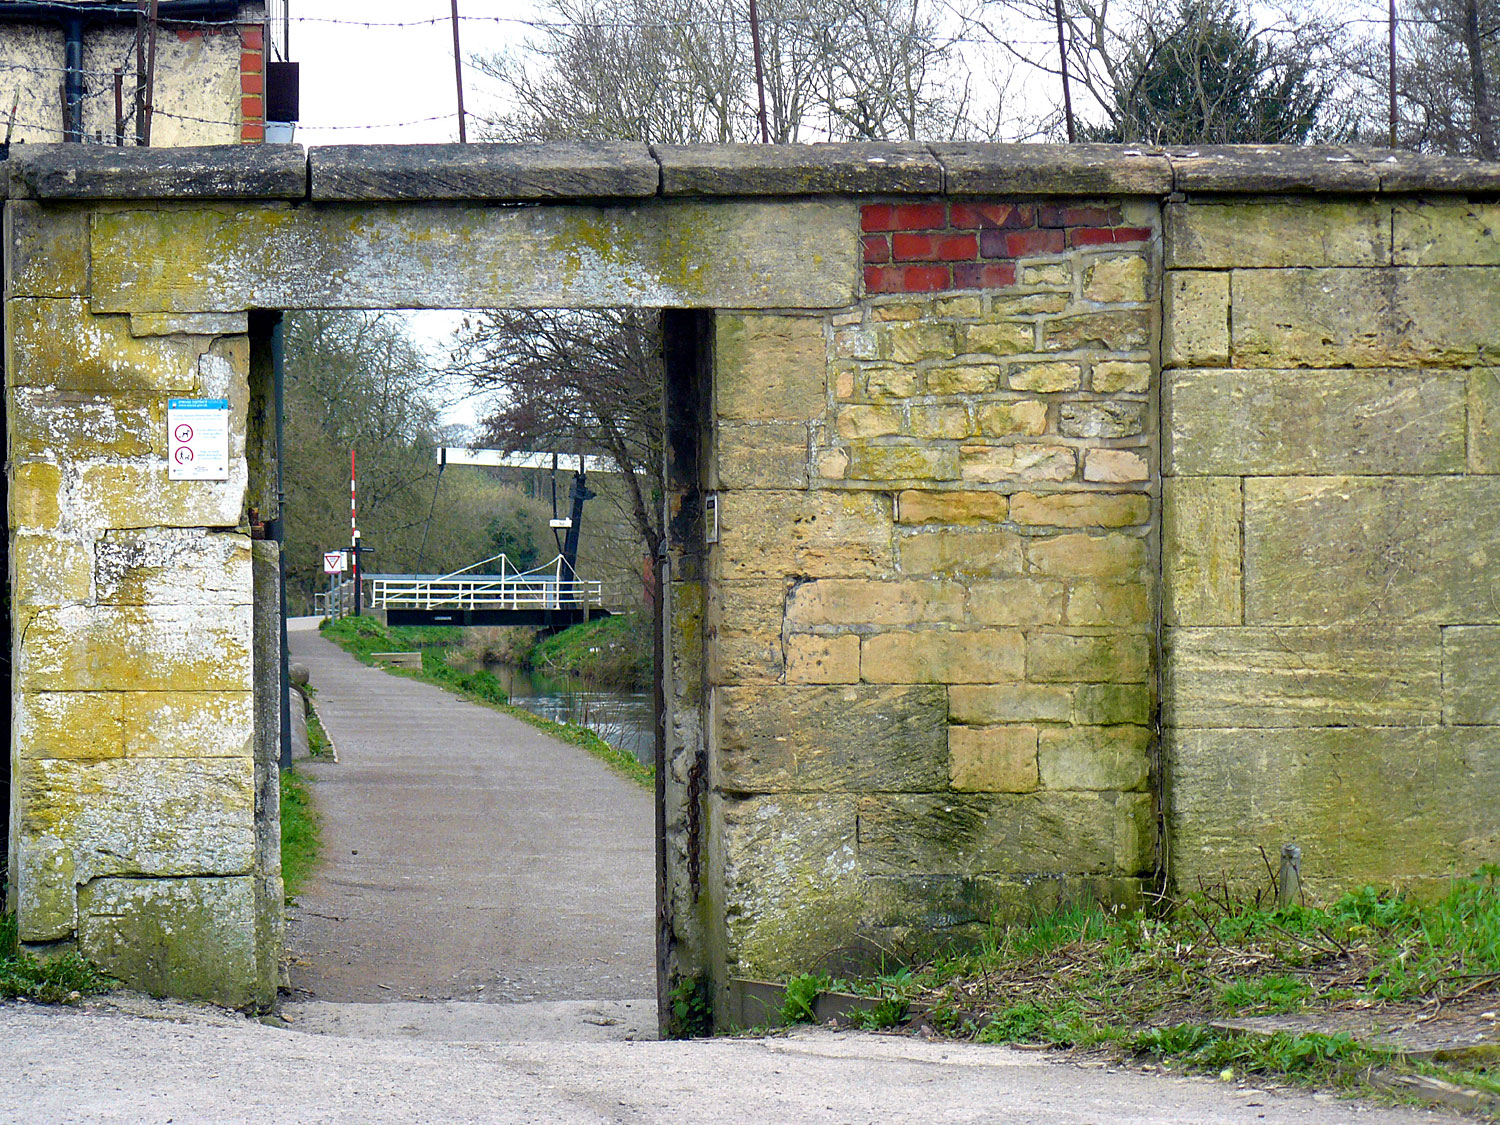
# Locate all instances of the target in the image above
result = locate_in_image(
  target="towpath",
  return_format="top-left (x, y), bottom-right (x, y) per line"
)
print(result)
top-left (283, 619), bottom-right (655, 1013)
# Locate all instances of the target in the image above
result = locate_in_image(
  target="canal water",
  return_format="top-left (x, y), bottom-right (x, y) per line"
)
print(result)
top-left (497, 666), bottom-right (654, 766)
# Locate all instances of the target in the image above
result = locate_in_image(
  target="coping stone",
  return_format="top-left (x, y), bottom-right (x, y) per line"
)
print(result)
top-left (1366, 148), bottom-right (1500, 193)
top-left (1167, 145), bottom-right (1383, 193)
top-left (8, 143), bottom-right (307, 200)
top-left (654, 142), bottom-right (943, 195)
top-left (309, 142), bottom-right (659, 201)
top-left (931, 142), bottom-right (1174, 196)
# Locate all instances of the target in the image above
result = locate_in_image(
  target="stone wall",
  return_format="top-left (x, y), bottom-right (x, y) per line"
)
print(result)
top-left (3, 142), bottom-right (1499, 1020)
top-left (1161, 196), bottom-right (1500, 898)
top-left (706, 197), bottom-right (1160, 983)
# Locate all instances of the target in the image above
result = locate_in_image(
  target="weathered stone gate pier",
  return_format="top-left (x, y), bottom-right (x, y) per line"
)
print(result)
top-left (5, 142), bottom-right (1499, 1020)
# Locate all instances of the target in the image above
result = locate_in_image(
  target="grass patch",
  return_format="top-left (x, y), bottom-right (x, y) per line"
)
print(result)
top-left (305, 704), bottom-right (334, 759)
top-left (320, 616), bottom-right (652, 788)
top-left (828, 869), bottom-right (1500, 1102)
top-left (0, 913), bottom-right (111, 1004)
top-left (527, 613), bottom-right (651, 690)
top-left (280, 767), bottom-right (321, 900)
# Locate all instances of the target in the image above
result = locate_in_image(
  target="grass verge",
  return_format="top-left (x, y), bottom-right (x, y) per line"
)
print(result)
top-left (280, 767), bottom-right (321, 900)
top-left (527, 612), bottom-right (651, 690)
top-left (320, 616), bottom-right (652, 788)
top-left (0, 912), bottom-right (111, 1004)
top-left (820, 870), bottom-right (1500, 1106)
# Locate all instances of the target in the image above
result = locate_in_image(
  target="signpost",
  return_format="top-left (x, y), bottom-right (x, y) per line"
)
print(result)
top-left (323, 550), bottom-right (346, 574)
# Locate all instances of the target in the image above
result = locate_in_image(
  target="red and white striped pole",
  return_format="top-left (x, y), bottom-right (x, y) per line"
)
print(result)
top-left (350, 449), bottom-right (362, 616)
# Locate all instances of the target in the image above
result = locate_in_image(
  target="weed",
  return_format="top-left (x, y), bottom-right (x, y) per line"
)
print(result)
top-left (781, 972), bottom-right (832, 1025)
top-left (666, 975), bottom-right (713, 1038)
top-left (0, 914), bottom-right (111, 1004)
top-left (280, 768), bottom-right (320, 901)
top-left (1215, 974), bottom-right (1314, 1014)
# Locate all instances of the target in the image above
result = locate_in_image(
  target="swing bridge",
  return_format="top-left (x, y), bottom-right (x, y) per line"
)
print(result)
top-left (321, 552), bottom-right (604, 628)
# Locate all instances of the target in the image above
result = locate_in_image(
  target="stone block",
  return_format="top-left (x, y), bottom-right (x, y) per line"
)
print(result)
top-left (1442, 626), bottom-right (1500, 725)
top-left (861, 628), bottom-right (1025, 684)
top-left (976, 400), bottom-right (1048, 437)
top-left (7, 298), bottom-right (201, 393)
top-left (1026, 532), bottom-right (1147, 580)
top-left (716, 685), bottom-right (947, 792)
top-left (121, 692), bottom-right (256, 759)
top-left (1470, 369), bottom-right (1500, 473)
top-left (960, 443), bottom-right (1076, 484)
top-left (1044, 310), bottom-right (1151, 352)
top-left (1167, 727), bottom-right (1500, 895)
top-left (718, 793), bottom-right (861, 978)
top-left (717, 490), bottom-right (894, 579)
top-left (716, 314), bottom-right (828, 422)
top-left (964, 321), bottom-right (1037, 360)
top-left (949, 683), bottom-right (1073, 724)
top-left (1028, 633), bottom-right (1151, 683)
top-left (1067, 581), bottom-right (1151, 627)
top-left (815, 448), bottom-right (850, 481)
top-left (785, 634), bottom-right (860, 684)
top-left (1167, 200), bottom-right (1390, 269)
top-left (949, 725), bottom-right (1039, 792)
top-left (16, 756), bottom-right (256, 902)
top-left (314, 141), bottom-right (661, 200)
top-left (896, 490), bottom-right (1007, 526)
top-left (1092, 360), bottom-right (1151, 393)
top-left (785, 579), bottom-right (965, 627)
top-left (94, 529), bottom-right (251, 606)
top-left (77, 876), bottom-right (264, 1008)
top-left (1010, 491), bottom-right (1149, 528)
top-left (6, 201), bottom-right (90, 297)
top-left (12, 144), bottom-right (307, 200)
top-left (716, 422), bottom-right (810, 489)
top-left (845, 444), bottom-right (959, 482)
top-left (927, 364), bottom-right (1000, 395)
top-left (910, 405), bottom-right (971, 439)
top-left (1007, 362), bottom-right (1080, 392)
top-left (1038, 725), bottom-right (1150, 791)
top-left (1163, 271), bottom-right (1228, 367)
top-left (708, 580), bottom-right (785, 685)
top-left (857, 791), bottom-right (1129, 876)
top-left (865, 366), bottom-right (920, 399)
top-left (898, 529), bottom-right (1023, 577)
top-left (15, 692), bottom-right (124, 761)
top-left (1162, 477), bottom-right (1241, 627)
top-left (10, 389), bottom-right (159, 460)
top-left (1394, 201), bottom-right (1500, 266)
top-left (1231, 267), bottom-right (1500, 368)
top-left (934, 296), bottom-right (984, 318)
top-left (129, 312), bottom-right (250, 337)
top-left (1059, 401), bottom-right (1146, 439)
top-left (11, 533), bottom-right (92, 609)
top-left (10, 462), bottom-right (62, 530)
top-left (1083, 255), bottom-right (1149, 303)
top-left (832, 325), bottom-right (879, 360)
top-left (1164, 368), bottom-right (1466, 476)
top-left (966, 578), bottom-right (1066, 626)
top-left (91, 200), bottom-right (859, 313)
top-left (1022, 263), bottom-right (1072, 287)
top-left (1074, 684), bottom-right (1152, 726)
top-left (1083, 448), bottom-right (1149, 483)
top-left (71, 462), bottom-right (247, 532)
top-left (929, 142), bottom-right (1172, 195)
top-left (885, 323), bottom-right (957, 363)
top-left (19, 604), bottom-right (253, 692)
top-left (1243, 476), bottom-right (1500, 624)
top-left (1163, 626), bottom-right (1441, 728)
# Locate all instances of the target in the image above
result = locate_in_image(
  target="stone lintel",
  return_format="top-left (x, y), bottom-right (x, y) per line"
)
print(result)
top-left (9, 144), bottom-right (308, 200)
top-left (309, 142), bottom-right (660, 201)
top-left (654, 142), bottom-right (942, 196)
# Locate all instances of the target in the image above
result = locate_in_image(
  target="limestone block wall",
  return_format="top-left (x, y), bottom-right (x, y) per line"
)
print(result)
top-left (1161, 197), bottom-right (1500, 897)
top-left (4, 199), bottom-right (279, 1008)
top-left (706, 196), bottom-right (1161, 982)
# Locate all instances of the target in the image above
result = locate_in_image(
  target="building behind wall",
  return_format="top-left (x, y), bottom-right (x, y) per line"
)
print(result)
top-left (0, 0), bottom-right (285, 146)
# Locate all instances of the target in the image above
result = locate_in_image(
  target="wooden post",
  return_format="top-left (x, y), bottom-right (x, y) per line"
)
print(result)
top-left (450, 0), bottom-right (467, 142)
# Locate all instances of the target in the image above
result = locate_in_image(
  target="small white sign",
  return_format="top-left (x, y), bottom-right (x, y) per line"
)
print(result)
top-left (323, 551), bottom-right (347, 575)
top-left (167, 398), bottom-right (230, 481)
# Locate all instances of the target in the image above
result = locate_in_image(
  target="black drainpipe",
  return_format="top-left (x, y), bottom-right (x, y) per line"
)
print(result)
top-left (271, 315), bottom-right (292, 772)
top-left (62, 14), bottom-right (82, 142)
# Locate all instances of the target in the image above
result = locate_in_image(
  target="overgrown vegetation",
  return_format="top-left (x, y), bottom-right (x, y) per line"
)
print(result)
top-left (667, 975), bottom-right (714, 1039)
top-left (823, 871), bottom-right (1500, 1100)
top-left (320, 616), bottom-right (652, 788)
top-left (280, 768), bottom-right (321, 901)
top-left (0, 913), bottom-right (111, 1004)
top-left (526, 613), bottom-right (652, 689)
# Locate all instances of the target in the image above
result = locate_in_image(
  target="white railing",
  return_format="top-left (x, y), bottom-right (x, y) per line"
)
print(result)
top-left (366, 553), bottom-right (602, 612)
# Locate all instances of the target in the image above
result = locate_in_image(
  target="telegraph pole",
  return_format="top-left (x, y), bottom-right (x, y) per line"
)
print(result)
top-left (450, 0), bottom-right (467, 142)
